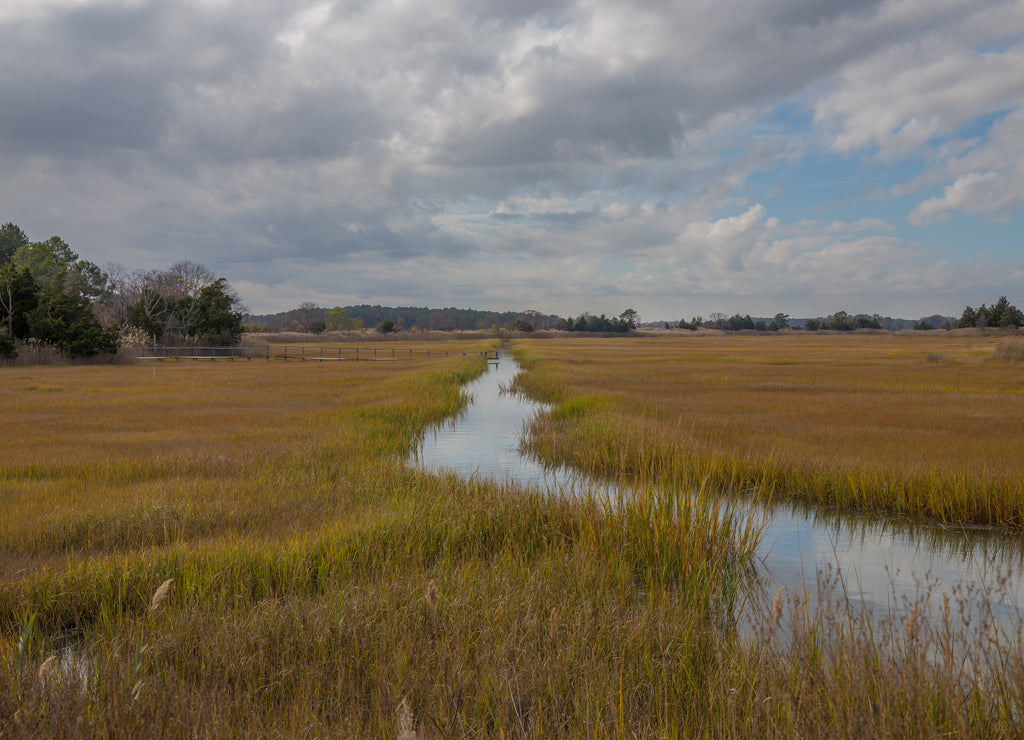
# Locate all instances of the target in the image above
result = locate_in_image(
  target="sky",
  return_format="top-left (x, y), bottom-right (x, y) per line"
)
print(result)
top-left (1, 0), bottom-right (1023, 321)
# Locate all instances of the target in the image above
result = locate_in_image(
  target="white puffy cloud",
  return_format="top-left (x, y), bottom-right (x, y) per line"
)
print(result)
top-left (906, 107), bottom-right (1024, 225)
top-left (802, 1), bottom-right (1024, 227)
top-left (816, 41), bottom-right (1024, 156)
top-left (812, 1), bottom-right (1024, 157)
top-left (909, 170), bottom-right (1019, 225)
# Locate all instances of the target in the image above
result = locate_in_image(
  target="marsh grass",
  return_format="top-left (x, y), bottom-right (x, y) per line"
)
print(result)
top-left (0, 471), bottom-right (760, 736)
top-left (513, 334), bottom-right (1024, 527)
top-left (2, 336), bottom-right (1022, 736)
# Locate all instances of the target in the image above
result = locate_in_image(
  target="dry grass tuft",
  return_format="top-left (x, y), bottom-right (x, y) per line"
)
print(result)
top-left (994, 340), bottom-right (1024, 362)
top-left (904, 603), bottom-right (921, 643)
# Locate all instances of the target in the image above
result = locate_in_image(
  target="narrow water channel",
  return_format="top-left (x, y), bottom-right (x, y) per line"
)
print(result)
top-left (412, 350), bottom-right (1024, 626)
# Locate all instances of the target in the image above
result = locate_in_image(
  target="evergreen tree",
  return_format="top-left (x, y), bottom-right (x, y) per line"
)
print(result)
top-left (27, 268), bottom-right (117, 358)
top-left (956, 298), bottom-right (1022, 329)
top-left (194, 278), bottom-right (244, 345)
top-left (0, 222), bottom-right (29, 265)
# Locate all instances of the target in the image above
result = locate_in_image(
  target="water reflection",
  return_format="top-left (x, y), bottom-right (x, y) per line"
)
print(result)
top-left (412, 349), bottom-right (1024, 626)
top-left (413, 351), bottom-right (584, 492)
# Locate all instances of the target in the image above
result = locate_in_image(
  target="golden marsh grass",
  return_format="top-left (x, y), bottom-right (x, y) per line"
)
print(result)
top-left (514, 332), bottom-right (1024, 526)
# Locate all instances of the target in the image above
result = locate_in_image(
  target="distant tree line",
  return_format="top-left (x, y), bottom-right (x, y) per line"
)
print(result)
top-left (248, 305), bottom-right (563, 333)
top-left (802, 311), bottom-right (882, 331)
top-left (668, 303), bottom-right (1024, 332)
top-left (672, 311), bottom-right (882, 332)
top-left (555, 309), bottom-right (638, 333)
top-left (0, 220), bottom-right (243, 361)
top-left (911, 315), bottom-right (954, 331)
top-left (673, 312), bottom-right (797, 331)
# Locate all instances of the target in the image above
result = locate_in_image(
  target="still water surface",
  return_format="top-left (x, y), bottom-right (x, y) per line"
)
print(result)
top-left (412, 350), bottom-right (1023, 624)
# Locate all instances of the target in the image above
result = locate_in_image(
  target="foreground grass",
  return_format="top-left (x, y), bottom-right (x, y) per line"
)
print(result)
top-left (514, 333), bottom-right (1024, 527)
top-left (0, 342), bottom-right (758, 737)
top-left (0, 337), bottom-right (1021, 737)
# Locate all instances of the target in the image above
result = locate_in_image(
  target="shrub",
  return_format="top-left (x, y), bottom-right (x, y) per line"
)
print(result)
top-left (994, 340), bottom-right (1024, 362)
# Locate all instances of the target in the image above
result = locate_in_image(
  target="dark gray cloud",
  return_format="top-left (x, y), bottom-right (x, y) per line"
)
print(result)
top-left (184, 84), bottom-right (384, 161)
top-left (0, 1), bottom-right (291, 156)
top-left (764, 0), bottom-right (886, 30)
top-left (0, 71), bottom-right (168, 152)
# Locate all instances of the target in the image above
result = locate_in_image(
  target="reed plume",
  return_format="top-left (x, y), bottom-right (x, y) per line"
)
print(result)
top-left (397, 697), bottom-right (417, 740)
top-left (426, 579), bottom-right (439, 619)
top-left (768, 586), bottom-right (785, 635)
top-left (37, 655), bottom-right (55, 680)
top-left (150, 578), bottom-right (173, 613)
